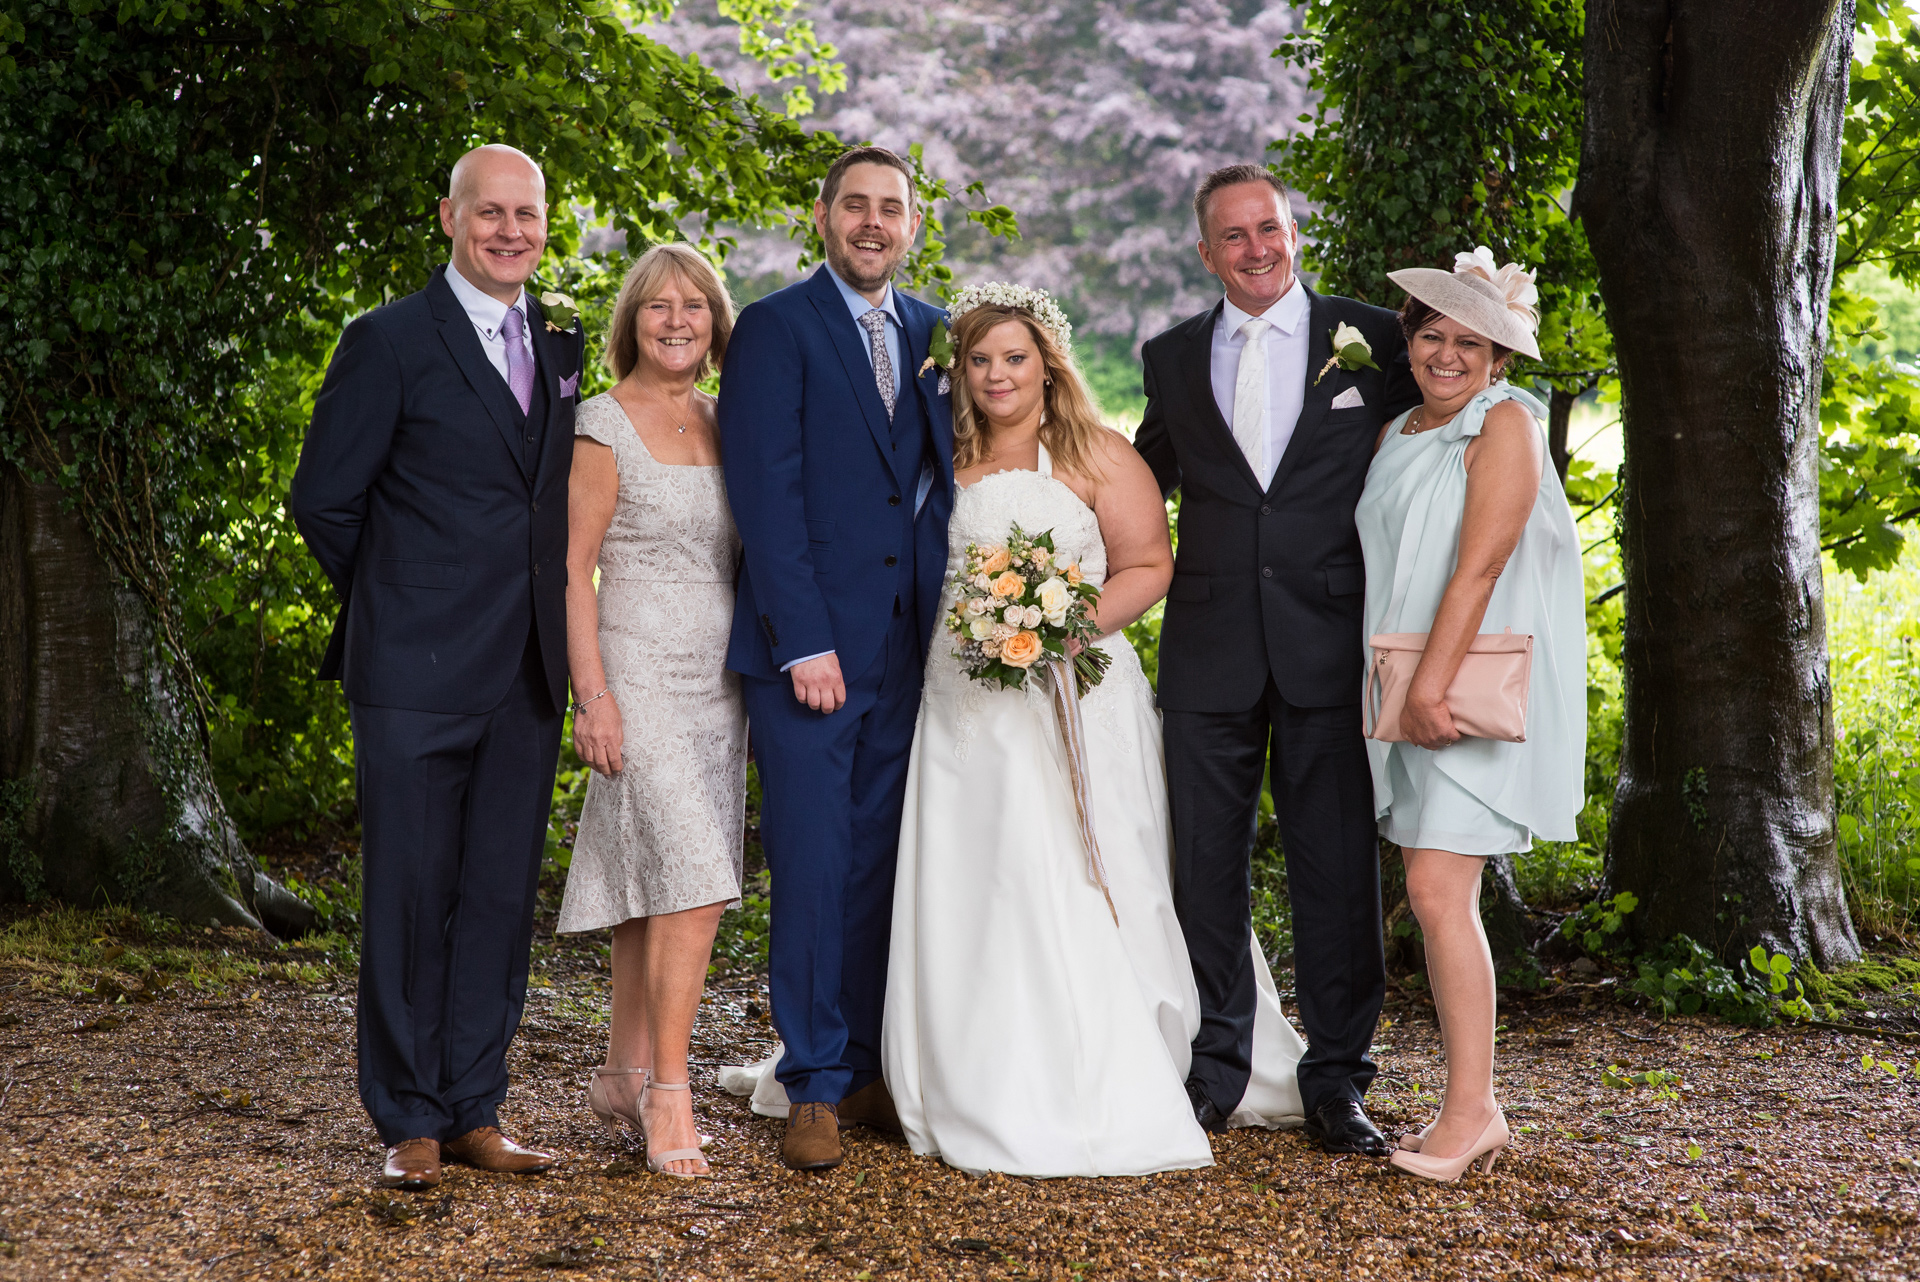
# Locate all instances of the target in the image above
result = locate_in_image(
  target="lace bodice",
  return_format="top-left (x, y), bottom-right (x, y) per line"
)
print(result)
top-left (575, 392), bottom-right (739, 583)
top-left (942, 448), bottom-right (1107, 603)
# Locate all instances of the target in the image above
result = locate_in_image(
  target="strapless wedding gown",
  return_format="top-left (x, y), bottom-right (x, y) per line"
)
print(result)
top-left (723, 447), bottom-right (1306, 1177)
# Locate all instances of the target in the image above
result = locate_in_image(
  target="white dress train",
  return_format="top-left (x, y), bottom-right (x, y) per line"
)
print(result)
top-left (723, 447), bottom-right (1306, 1175)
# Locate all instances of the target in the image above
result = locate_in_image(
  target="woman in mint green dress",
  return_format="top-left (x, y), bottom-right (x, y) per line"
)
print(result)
top-left (1355, 249), bottom-right (1585, 1182)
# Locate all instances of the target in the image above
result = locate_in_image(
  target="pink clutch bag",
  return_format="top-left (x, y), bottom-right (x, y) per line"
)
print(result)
top-left (1365, 628), bottom-right (1533, 744)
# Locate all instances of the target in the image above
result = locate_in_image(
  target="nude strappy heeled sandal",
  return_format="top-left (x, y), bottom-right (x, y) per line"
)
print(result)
top-left (588, 1065), bottom-right (649, 1137)
top-left (639, 1080), bottom-right (711, 1178)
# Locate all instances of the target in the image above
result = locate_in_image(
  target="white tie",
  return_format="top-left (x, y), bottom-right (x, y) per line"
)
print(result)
top-left (1232, 317), bottom-right (1272, 483)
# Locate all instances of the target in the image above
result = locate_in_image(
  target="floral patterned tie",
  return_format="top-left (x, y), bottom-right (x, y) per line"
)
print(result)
top-left (858, 308), bottom-right (896, 420)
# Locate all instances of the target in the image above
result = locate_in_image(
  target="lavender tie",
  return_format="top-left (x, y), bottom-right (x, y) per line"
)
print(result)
top-left (501, 304), bottom-right (534, 416)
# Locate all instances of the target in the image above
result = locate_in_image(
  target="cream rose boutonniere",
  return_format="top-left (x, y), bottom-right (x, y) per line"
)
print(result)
top-left (539, 290), bottom-right (581, 333)
top-left (1314, 321), bottom-right (1380, 385)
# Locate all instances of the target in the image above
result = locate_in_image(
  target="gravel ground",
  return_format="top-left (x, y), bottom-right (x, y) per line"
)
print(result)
top-left (2, 921), bottom-right (1918, 1281)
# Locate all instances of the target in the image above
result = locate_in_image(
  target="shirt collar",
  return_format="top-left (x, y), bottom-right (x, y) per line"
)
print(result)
top-left (446, 260), bottom-right (526, 340)
top-left (826, 263), bottom-right (901, 329)
top-left (1221, 275), bottom-right (1308, 340)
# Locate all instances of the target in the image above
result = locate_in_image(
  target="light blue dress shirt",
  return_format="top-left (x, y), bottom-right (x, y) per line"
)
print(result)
top-left (826, 264), bottom-right (905, 403)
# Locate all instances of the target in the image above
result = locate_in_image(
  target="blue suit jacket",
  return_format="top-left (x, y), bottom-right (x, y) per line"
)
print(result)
top-left (720, 267), bottom-right (954, 682)
top-left (290, 265), bottom-right (583, 715)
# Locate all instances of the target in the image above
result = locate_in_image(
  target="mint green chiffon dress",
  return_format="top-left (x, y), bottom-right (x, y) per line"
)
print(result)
top-left (1354, 383), bottom-right (1586, 856)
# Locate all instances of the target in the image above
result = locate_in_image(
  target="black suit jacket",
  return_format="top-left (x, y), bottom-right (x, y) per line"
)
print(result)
top-left (290, 265), bottom-right (584, 715)
top-left (1134, 286), bottom-right (1420, 713)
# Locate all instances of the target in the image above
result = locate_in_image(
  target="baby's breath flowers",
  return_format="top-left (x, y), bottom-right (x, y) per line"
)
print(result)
top-left (946, 523), bottom-right (1109, 694)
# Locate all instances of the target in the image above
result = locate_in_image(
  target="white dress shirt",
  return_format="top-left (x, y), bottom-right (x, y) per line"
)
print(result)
top-left (445, 261), bottom-right (533, 385)
top-left (1210, 279), bottom-right (1310, 490)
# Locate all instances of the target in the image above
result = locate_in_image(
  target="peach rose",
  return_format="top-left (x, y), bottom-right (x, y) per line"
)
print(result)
top-left (978, 545), bottom-right (1012, 574)
top-left (990, 570), bottom-right (1026, 599)
top-left (1066, 563), bottom-right (1082, 586)
top-left (1000, 630), bottom-right (1043, 668)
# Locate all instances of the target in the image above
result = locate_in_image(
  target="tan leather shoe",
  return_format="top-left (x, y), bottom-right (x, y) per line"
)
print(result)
top-left (381, 1138), bottom-right (442, 1189)
top-left (782, 1102), bottom-right (843, 1170)
top-left (837, 1078), bottom-right (903, 1135)
top-left (443, 1126), bottom-right (555, 1174)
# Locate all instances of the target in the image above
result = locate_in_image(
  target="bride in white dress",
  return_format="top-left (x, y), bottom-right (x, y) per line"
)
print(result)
top-left (725, 284), bottom-right (1306, 1177)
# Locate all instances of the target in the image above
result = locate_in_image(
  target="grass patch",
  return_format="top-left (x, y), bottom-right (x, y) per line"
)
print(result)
top-left (0, 904), bottom-right (354, 999)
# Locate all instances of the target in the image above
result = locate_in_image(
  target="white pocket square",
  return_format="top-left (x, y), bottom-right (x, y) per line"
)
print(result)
top-left (1330, 386), bottom-right (1366, 410)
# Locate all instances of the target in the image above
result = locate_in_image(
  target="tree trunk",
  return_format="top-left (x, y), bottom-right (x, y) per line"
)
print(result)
top-left (1577, 1), bottom-right (1860, 966)
top-left (1548, 386), bottom-right (1576, 482)
top-left (0, 464), bottom-right (314, 936)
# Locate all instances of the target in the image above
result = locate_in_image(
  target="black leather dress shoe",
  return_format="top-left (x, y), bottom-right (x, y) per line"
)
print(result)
top-left (1185, 1078), bottom-right (1230, 1133)
top-left (1303, 1098), bottom-right (1390, 1156)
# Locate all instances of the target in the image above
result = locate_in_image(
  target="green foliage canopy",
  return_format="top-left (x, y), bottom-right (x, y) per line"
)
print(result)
top-left (0, 0), bottom-right (841, 682)
top-left (1273, 0), bottom-right (1604, 397)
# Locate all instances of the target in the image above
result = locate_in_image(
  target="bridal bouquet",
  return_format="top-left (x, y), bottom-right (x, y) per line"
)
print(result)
top-left (945, 523), bottom-right (1110, 695)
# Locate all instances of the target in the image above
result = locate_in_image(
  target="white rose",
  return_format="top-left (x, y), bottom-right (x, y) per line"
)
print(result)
top-left (965, 597), bottom-right (993, 617)
top-left (968, 617), bottom-right (995, 641)
top-left (1035, 577), bottom-right (1071, 618)
top-left (1331, 321), bottom-right (1372, 358)
top-left (1023, 604), bottom-right (1045, 628)
top-left (972, 573), bottom-right (992, 590)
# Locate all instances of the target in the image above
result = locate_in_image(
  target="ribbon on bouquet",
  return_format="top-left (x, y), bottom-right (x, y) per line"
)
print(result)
top-left (1045, 655), bottom-right (1119, 927)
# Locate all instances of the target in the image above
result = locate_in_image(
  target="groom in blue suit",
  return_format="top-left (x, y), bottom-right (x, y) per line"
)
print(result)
top-left (720, 146), bottom-right (953, 1170)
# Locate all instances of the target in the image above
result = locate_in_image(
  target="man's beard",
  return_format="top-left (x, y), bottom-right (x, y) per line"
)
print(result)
top-left (825, 229), bottom-right (905, 293)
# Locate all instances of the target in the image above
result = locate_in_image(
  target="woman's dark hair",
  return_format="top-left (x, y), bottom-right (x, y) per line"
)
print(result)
top-left (1399, 295), bottom-right (1513, 362)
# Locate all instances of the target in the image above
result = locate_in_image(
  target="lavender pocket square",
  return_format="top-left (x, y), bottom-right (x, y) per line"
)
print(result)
top-left (1330, 386), bottom-right (1365, 410)
top-left (558, 372), bottom-right (580, 399)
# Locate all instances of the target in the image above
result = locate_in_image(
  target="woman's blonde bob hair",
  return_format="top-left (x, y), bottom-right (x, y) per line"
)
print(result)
top-left (604, 243), bottom-right (735, 382)
top-left (950, 305), bottom-right (1108, 480)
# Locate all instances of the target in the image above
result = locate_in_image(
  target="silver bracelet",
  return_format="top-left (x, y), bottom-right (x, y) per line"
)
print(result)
top-left (572, 688), bottom-right (610, 715)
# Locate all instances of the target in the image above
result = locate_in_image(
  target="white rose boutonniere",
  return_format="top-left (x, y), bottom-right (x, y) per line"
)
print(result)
top-left (1314, 321), bottom-right (1380, 385)
top-left (539, 290), bottom-right (581, 333)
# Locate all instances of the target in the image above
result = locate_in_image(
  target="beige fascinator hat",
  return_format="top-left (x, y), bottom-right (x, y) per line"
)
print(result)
top-left (1387, 247), bottom-right (1542, 361)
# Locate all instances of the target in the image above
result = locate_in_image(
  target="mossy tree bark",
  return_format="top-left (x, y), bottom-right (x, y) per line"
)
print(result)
top-left (1578, 0), bottom-right (1861, 965)
top-left (0, 465), bottom-right (313, 935)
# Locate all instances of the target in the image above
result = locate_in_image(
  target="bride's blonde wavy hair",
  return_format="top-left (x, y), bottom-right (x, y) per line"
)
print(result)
top-left (950, 305), bottom-right (1108, 480)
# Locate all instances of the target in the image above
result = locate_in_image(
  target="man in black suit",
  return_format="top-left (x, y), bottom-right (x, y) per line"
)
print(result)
top-left (1134, 164), bottom-right (1420, 1155)
top-left (290, 145), bottom-right (584, 1189)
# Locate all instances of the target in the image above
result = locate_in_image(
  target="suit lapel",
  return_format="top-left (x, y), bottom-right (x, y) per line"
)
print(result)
top-left (428, 267), bottom-right (532, 481)
top-left (805, 268), bottom-right (899, 476)
top-left (1265, 285), bottom-right (1333, 498)
top-left (900, 297), bottom-right (950, 495)
top-left (1179, 301), bottom-right (1264, 498)
top-left (526, 295), bottom-right (574, 488)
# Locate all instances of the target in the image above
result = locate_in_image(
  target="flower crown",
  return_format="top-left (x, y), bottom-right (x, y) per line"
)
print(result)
top-left (946, 282), bottom-right (1074, 353)
top-left (1452, 246), bottom-right (1540, 329)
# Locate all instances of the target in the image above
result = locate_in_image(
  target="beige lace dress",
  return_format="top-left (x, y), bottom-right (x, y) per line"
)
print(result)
top-left (556, 392), bottom-right (746, 931)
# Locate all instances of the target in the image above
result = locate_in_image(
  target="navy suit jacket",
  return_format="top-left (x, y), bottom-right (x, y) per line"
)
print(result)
top-left (290, 265), bottom-right (584, 715)
top-left (719, 267), bottom-right (954, 682)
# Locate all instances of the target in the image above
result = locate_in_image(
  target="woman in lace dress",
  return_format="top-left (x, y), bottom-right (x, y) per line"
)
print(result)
top-left (876, 288), bottom-right (1308, 1176)
top-left (559, 244), bottom-right (745, 1177)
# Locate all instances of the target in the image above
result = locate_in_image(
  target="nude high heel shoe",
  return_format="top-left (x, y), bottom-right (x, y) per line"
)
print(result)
top-left (1388, 1111), bottom-right (1508, 1182)
top-left (588, 1066), bottom-right (649, 1137)
top-left (1398, 1122), bottom-right (1432, 1152)
top-left (639, 1080), bottom-right (711, 1178)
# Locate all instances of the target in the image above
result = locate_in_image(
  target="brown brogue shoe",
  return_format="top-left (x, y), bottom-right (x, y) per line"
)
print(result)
top-left (837, 1079), bottom-right (903, 1136)
top-left (443, 1126), bottom-right (555, 1174)
top-left (381, 1138), bottom-right (442, 1189)
top-left (782, 1101), bottom-right (844, 1170)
